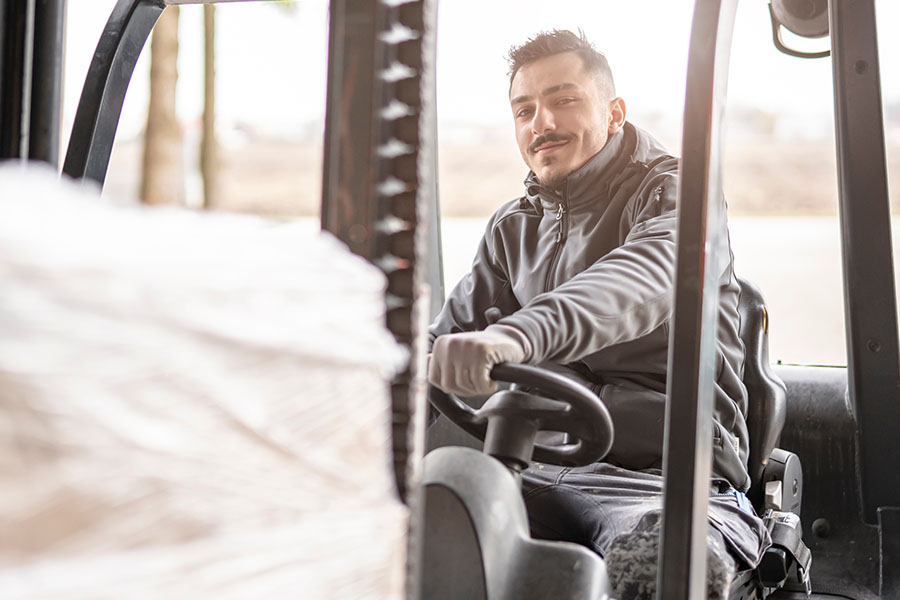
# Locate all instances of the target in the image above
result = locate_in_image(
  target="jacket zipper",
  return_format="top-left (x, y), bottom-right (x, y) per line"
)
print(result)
top-left (544, 196), bottom-right (568, 292)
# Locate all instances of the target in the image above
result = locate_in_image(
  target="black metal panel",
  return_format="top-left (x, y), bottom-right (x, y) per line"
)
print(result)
top-left (29, 0), bottom-right (66, 166)
top-left (879, 507), bottom-right (900, 598)
top-left (657, 0), bottom-right (737, 598)
top-left (0, 0), bottom-right (4, 99)
top-left (0, 0), bottom-right (34, 159)
top-left (776, 365), bottom-right (880, 598)
top-left (62, 0), bottom-right (164, 185)
top-left (829, 0), bottom-right (900, 523)
top-left (0, 0), bottom-right (8, 146)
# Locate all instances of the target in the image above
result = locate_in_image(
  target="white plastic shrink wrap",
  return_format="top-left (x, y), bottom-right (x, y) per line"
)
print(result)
top-left (0, 165), bottom-right (409, 599)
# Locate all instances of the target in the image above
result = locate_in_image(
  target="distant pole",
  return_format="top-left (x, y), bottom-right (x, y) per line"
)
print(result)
top-left (200, 3), bottom-right (219, 209)
top-left (140, 5), bottom-right (183, 206)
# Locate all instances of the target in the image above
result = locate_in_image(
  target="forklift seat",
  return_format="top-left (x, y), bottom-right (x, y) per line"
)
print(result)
top-left (732, 277), bottom-right (811, 596)
top-left (736, 276), bottom-right (788, 494)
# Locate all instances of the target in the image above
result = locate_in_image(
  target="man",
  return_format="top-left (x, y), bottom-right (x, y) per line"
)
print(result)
top-left (427, 30), bottom-right (770, 599)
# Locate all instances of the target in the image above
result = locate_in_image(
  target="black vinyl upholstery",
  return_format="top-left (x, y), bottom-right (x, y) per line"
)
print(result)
top-left (736, 277), bottom-right (788, 497)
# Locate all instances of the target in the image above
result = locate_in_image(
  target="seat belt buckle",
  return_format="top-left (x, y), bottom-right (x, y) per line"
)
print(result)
top-left (759, 509), bottom-right (813, 594)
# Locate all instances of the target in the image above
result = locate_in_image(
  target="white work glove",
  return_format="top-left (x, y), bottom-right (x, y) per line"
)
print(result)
top-left (428, 324), bottom-right (532, 397)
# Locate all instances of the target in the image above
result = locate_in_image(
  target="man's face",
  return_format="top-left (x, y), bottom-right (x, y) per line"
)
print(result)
top-left (509, 52), bottom-right (618, 191)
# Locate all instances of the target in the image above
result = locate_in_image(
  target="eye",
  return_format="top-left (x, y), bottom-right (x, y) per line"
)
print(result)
top-left (516, 107), bottom-right (534, 119)
top-left (557, 97), bottom-right (576, 105)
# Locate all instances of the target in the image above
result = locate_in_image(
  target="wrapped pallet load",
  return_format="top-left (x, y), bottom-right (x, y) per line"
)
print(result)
top-left (0, 164), bottom-right (409, 599)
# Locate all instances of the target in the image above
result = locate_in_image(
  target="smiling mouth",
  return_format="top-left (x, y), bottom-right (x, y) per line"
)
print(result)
top-left (533, 140), bottom-right (569, 155)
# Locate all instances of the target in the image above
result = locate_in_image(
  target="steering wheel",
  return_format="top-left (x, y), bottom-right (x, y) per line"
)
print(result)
top-left (428, 363), bottom-right (614, 467)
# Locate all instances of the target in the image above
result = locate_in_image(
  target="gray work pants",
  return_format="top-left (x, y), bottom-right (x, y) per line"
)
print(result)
top-left (520, 461), bottom-right (771, 569)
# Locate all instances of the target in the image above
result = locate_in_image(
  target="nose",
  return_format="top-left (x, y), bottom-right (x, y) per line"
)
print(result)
top-left (531, 104), bottom-right (556, 135)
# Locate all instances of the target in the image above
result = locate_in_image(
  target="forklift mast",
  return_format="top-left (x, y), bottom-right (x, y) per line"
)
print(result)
top-left (320, 0), bottom-right (442, 502)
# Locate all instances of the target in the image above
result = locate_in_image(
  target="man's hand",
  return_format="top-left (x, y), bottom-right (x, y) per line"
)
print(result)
top-left (428, 325), bottom-right (531, 396)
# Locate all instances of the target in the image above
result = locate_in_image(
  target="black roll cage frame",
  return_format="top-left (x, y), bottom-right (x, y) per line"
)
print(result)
top-left (1, 0), bottom-right (898, 597)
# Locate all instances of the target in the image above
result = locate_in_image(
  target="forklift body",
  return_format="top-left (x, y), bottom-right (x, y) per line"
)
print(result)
top-left (1, 0), bottom-right (898, 598)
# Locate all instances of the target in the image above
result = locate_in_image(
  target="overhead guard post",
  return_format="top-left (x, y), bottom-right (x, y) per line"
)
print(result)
top-left (62, 0), bottom-right (165, 185)
top-left (62, 0), bottom-right (280, 186)
top-left (829, 0), bottom-right (900, 524)
top-left (656, 0), bottom-right (738, 598)
top-left (0, 0), bottom-right (35, 160)
top-left (29, 0), bottom-right (66, 166)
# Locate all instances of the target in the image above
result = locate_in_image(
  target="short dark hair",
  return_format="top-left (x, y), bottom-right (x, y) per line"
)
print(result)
top-left (507, 29), bottom-right (615, 99)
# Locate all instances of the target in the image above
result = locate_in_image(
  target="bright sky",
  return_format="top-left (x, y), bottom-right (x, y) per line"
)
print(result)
top-left (62, 0), bottom-right (900, 145)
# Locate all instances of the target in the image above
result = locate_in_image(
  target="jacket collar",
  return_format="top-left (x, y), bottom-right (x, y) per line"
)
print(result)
top-left (523, 125), bottom-right (629, 213)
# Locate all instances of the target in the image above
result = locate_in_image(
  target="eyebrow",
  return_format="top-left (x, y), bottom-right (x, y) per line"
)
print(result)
top-left (510, 82), bottom-right (578, 105)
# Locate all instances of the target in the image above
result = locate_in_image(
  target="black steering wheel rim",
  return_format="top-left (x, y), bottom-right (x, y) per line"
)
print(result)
top-left (428, 363), bottom-right (614, 466)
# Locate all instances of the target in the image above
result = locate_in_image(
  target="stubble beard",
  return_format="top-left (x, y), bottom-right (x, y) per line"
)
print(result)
top-left (536, 162), bottom-right (568, 193)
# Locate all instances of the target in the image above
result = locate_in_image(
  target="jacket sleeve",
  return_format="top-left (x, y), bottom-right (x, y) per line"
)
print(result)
top-left (498, 173), bottom-right (684, 365)
top-left (428, 213), bottom-right (522, 348)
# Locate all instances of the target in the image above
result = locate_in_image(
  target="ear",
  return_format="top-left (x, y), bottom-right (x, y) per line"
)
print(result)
top-left (608, 97), bottom-right (627, 134)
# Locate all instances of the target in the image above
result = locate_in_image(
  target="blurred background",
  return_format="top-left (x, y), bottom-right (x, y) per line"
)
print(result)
top-left (62, 0), bottom-right (900, 367)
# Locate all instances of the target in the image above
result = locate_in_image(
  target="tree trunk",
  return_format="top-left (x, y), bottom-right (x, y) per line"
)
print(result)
top-left (200, 4), bottom-right (219, 209)
top-left (140, 6), bottom-right (183, 206)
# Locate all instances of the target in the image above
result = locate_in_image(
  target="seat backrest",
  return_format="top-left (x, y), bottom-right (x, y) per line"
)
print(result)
top-left (736, 276), bottom-right (788, 500)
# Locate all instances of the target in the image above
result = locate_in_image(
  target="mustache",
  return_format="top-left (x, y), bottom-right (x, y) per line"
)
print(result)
top-left (529, 133), bottom-right (572, 153)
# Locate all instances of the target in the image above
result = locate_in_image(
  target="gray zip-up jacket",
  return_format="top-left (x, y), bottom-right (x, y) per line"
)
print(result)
top-left (429, 122), bottom-right (751, 491)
